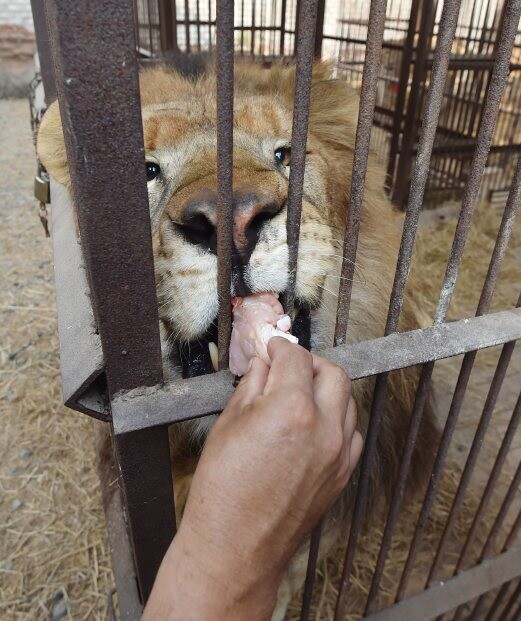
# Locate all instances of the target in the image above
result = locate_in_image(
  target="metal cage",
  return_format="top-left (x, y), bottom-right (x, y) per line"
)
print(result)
top-left (30, 0), bottom-right (521, 619)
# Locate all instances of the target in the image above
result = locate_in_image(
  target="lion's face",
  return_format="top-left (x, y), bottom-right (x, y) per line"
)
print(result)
top-left (37, 61), bottom-right (398, 380)
top-left (139, 64), bottom-right (355, 376)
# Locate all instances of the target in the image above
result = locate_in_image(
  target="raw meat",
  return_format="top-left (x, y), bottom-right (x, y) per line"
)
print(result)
top-left (229, 292), bottom-right (298, 375)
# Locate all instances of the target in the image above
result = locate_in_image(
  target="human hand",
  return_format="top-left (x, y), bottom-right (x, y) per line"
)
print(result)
top-left (143, 337), bottom-right (363, 620)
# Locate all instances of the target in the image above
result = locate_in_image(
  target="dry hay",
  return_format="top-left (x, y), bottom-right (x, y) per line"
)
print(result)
top-left (1, 96), bottom-right (519, 620)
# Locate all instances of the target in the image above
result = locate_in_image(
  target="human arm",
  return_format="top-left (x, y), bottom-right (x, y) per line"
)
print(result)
top-left (142, 337), bottom-right (363, 620)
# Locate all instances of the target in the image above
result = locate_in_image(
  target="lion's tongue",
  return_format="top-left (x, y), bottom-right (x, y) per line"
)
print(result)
top-left (229, 292), bottom-right (298, 376)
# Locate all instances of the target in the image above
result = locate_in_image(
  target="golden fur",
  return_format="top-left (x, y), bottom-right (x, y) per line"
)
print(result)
top-left (38, 60), bottom-right (439, 619)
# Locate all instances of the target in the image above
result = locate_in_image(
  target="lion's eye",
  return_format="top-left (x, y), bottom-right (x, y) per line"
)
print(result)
top-left (274, 146), bottom-right (291, 167)
top-left (146, 161), bottom-right (161, 182)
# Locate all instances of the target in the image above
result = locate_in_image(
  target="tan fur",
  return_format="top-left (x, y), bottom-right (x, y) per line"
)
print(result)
top-left (38, 60), bottom-right (439, 619)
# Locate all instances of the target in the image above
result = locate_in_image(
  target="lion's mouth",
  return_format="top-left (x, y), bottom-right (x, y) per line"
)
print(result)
top-left (178, 300), bottom-right (312, 379)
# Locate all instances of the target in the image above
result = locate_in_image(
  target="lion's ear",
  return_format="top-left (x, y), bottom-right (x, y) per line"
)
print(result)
top-left (309, 62), bottom-right (359, 150)
top-left (37, 100), bottom-right (70, 187)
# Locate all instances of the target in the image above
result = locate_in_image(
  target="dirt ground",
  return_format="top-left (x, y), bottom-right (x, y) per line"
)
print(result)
top-left (1, 97), bottom-right (520, 620)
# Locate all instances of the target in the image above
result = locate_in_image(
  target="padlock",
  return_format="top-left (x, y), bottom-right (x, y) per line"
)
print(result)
top-left (34, 174), bottom-right (50, 204)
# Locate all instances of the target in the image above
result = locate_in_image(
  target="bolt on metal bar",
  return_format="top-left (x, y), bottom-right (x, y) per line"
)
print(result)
top-left (434, 0), bottom-right (521, 326)
top-left (216, 0), bottom-right (234, 369)
top-left (333, 0), bottom-right (387, 347)
top-left (426, 157), bottom-right (521, 586)
top-left (282, 0), bottom-right (319, 317)
top-left (455, 389), bottom-right (521, 575)
top-left (44, 0), bottom-right (175, 601)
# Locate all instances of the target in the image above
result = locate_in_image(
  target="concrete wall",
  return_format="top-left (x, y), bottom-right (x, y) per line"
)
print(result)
top-left (0, 0), bottom-right (36, 98)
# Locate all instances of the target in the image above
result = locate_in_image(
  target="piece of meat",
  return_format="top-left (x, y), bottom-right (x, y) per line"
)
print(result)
top-left (229, 292), bottom-right (298, 376)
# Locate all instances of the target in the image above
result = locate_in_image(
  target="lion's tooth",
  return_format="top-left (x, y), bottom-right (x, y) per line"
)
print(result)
top-left (208, 341), bottom-right (218, 372)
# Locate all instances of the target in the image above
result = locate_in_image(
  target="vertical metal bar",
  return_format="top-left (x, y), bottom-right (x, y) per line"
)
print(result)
top-left (503, 504), bottom-right (521, 551)
top-left (391, 0), bottom-right (437, 208)
top-left (313, 0), bottom-right (325, 58)
top-left (281, 0), bottom-right (319, 317)
top-left (455, 389), bottom-right (521, 574)
top-left (332, 2), bottom-right (388, 619)
top-left (196, 0), bottom-right (201, 51)
top-left (44, 0), bottom-right (175, 601)
top-left (434, 0), bottom-right (521, 325)
top-left (498, 579), bottom-right (521, 621)
top-left (466, 462), bottom-right (521, 620)
top-left (146, 0), bottom-right (155, 53)
top-left (426, 343), bottom-right (516, 585)
top-left (395, 8), bottom-right (521, 594)
top-left (333, 0), bottom-right (387, 346)
top-left (482, 581), bottom-right (513, 621)
top-left (158, 0), bottom-right (178, 52)
top-left (30, 0), bottom-right (56, 103)
top-left (386, 0), bottom-right (422, 188)
top-left (426, 155), bottom-right (521, 584)
top-left (216, 0), bottom-right (234, 369)
top-left (299, 521), bottom-right (323, 621)
top-left (251, 0), bottom-right (257, 55)
top-left (481, 459), bottom-right (521, 561)
top-left (279, 0), bottom-right (287, 55)
top-left (184, 0), bottom-right (191, 51)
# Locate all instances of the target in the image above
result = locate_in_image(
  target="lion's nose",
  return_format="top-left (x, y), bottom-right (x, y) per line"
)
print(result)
top-left (180, 190), bottom-right (282, 262)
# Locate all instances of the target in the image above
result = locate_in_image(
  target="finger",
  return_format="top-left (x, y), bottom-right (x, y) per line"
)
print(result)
top-left (348, 430), bottom-right (364, 475)
top-left (223, 357), bottom-right (269, 416)
top-left (312, 354), bottom-right (351, 427)
top-left (264, 337), bottom-right (314, 397)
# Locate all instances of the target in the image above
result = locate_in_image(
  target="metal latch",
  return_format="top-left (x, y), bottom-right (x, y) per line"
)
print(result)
top-left (34, 173), bottom-right (50, 204)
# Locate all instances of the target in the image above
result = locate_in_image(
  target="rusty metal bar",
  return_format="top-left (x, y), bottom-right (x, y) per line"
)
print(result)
top-left (158, 0), bottom-right (177, 52)
top-left (216, 0), bottom-right (234, 369)
top-left (482, 581), bottom-right (513, 621)
top-left (434, 0), bottom-right (521, 325)
top-left (362, 547), bottom-right (521, 621)
top-left (281, 0), bottom-right (319, 316)
top-left (386, 0), bottom-right (421, 187)
top-left (113, 301), bottom-right (521, 435)
top-left (391, 0), bottom-right (437, 207)
top-left (455, 389), bottom-right (521, 574)
top-left (299, 521), bottom-right (323, 621)
top-left (313, 0), bottom-right (325, 58)
top-left (394, 0), bottom-right (521, 598)
top-left (498, 579), bottom-right (521, 621)
top-left (346, 1), bottom-right (464, 610)
top-left (386, 0), bottom-right (463, 335)
top-left (504, 504), bottom-right (521, 551)
top-left (428, 342), bottom-right (517, 585)
top-left (333, 0), bottom-right (387, 346)
top-left (482, 460), bottom-right (521, 560)
top-left (426, 157), bottom-right (521, 585)
top-left (469, 465), bottom-right (521, 619)
top-left (44, 0), bottom-right (175, 601)
top-left (30, 0), bottom-right (56, 103)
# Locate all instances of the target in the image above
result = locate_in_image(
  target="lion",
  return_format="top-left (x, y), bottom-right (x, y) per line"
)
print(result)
top-left (37, 59), bottom-right (439, 619)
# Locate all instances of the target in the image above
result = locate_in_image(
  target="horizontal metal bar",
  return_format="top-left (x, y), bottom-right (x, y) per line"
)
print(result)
top-left (112, 307), bottom-right (521, 434)
top-left (50, 181), bottom-right (107, 420)
top-left (364, 546), bottom-right (521, 621)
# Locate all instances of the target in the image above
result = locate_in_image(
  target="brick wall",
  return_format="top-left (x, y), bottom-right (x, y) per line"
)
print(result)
top-left (0, 0), bottom-right (36, 97)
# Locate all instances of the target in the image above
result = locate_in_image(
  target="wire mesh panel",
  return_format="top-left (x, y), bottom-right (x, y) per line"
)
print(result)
top-left (32, 0), bottom-right (521, 619)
